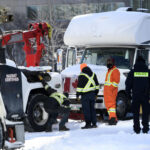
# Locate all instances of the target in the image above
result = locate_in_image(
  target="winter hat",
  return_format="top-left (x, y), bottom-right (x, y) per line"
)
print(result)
top-left (107, 57), bottom-right (115, 65)
top-left (80, 63), bottom-right (87, 71)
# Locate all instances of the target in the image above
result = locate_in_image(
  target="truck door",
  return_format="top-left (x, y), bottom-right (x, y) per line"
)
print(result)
top-left (0, 65), bottom-right (24, 120)
top-left (66, 47), bottom-right (77, 68)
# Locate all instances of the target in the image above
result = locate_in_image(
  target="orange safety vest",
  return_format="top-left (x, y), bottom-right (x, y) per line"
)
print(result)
top-left (104, 67), bottom-right (119, 88)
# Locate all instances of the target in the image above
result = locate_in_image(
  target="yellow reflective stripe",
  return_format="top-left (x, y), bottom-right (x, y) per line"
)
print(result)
top-left (107, 68), bottom-right (117, 82)
top-left (50, 92), bottom-right (66, 105)
top-left (81, 73), bottom-right (96, 89)
top-left (96, 85), bottom-right (100, 89)
top-left (84, 73), bottom-right (95, 89)
top-left (105, 68), bottom-right (118, 87)
top-left (76, 88), bottom-right (83, 92)
top-left (77, 87), bottom-right (96, 92)
top-left (108, 108), bottom-right (116, 114)
top-left (134, 72), bottom-right (149, 77)
top-left (78, 73), bottom-right (98, 92)
top-left (45, 84), bottom-right (49, 90)
top-left (112, 82), bottom-right (118, 87)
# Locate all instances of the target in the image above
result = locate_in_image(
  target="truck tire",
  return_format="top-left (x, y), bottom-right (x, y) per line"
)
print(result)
top-left (116, 92), bottom-right (127, 120)
top-left (0, 121), bottom-right (4, 149)
top-left (26, 94), bottom-right (50, 132)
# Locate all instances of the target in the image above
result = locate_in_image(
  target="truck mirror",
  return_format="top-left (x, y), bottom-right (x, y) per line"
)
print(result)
top-left (56, 49), bottom-right (63, 72)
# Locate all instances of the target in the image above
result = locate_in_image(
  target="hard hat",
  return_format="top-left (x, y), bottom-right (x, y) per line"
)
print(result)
top-left (80, 63), bottom-right (87, 71)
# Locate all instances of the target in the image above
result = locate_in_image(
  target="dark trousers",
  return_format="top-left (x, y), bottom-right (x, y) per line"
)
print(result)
top-left (47, 106), bottom-right (70, 129)
top-left (81, 92), bottom-right (97, 125)
top-left (132, 98), bottom-right (149, 132)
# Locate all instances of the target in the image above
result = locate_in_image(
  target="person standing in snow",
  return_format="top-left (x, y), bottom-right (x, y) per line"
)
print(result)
top-left (76, 63), bottom-right (99, 129)
top-left (38, 74), bottom-right (70, 131)
top-left (104, 58), bottom-right (120, 125)
top-left (125, 55), bottom-right (150, 134)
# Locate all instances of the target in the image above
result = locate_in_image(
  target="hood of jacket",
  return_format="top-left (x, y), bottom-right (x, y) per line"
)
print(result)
top-left (134, 61), bottom-right (148, 71)
top-left (82, 66), bottom-right (93, 76)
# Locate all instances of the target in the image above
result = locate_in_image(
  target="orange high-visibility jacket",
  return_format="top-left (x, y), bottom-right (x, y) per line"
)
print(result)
top-left (104, 66), bottom-right (120, 119)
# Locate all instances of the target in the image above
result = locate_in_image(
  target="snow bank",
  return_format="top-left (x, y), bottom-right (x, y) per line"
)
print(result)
top-left (64, 11), bottom-right (150, 47)
top-left (24, 120), bottom-right (150, 150)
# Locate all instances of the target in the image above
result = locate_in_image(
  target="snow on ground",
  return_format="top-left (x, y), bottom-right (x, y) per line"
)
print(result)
top-left (24, 120), bottom-right (150, 150)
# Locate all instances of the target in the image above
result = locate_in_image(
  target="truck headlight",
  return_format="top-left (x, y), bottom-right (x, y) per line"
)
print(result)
top-left (55, 84), bottom-right (61, 88)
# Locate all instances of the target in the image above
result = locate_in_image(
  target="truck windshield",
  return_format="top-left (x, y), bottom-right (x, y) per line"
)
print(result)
top-left (81, 48), bottom-right (135, 69)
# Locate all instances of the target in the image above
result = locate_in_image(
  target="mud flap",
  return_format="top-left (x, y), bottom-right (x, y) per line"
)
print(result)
top-left (0, 65), bottom-right (24, 120)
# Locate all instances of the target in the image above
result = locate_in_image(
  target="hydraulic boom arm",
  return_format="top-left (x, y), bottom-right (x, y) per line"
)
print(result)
top-left (1, 22), bottom-right (52, 66)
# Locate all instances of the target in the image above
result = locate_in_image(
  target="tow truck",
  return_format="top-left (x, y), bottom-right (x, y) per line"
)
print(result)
top-left (0, 7), bottom-right (62, 133)
top-left (0, 6), bottom-right (24, 149)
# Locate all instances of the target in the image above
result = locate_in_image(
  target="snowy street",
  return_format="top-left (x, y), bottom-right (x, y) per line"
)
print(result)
top-left (24, 120), bottom-right (150, 150)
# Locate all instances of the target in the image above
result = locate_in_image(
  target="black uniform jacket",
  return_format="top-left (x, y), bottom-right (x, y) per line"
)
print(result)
top-left (77, 66), bottom-right (99, 97)
top-left (125, 61), bottom-right (150, 100)
top-left (41, 79), bottom-right (70, 112)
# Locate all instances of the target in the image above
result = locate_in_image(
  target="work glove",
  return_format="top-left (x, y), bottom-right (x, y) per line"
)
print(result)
top-left (63, 99), bottom-right (70, 107)
top-left (38, 75), bottom-right (43, 81)
top-left (77, 97), bottom-right (80, 101)
top-left (95, 96), bottom-right (98, 100)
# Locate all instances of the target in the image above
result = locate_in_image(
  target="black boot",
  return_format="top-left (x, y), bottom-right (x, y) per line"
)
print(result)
top-left (108, 118), bottom-right (117, 125)
top-left (91, 123), bottom-right (97, 128)
top-left (59, 126), bottom-right (70, 131)
top-left (142, 128), bottom-right (149, 134)
top-left (81, 122), bottom-right (92, 129)
top-left (45, 125), bottom-right (52, 132)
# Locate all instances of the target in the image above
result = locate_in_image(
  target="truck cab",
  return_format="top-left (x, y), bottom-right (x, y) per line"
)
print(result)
top-left (61, 9), bottom-right (150, 119)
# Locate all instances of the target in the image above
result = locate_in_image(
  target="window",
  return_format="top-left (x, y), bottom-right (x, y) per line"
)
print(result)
top-left (67, 48), bottom-right (76, 67)
top-left (81, 48), bottom-right (135, 69)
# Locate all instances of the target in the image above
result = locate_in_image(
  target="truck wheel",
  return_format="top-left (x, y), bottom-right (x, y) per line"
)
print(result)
top-left (27, 94), bottom-right (50, 132)
top-left (0, 121), bottom-right (4, 149)
top-left (116, 93), bottom-right (127, 120)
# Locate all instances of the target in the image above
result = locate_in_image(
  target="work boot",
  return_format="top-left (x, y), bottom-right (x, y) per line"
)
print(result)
top-left (45, 126), bottom-right (52, 132)
top-left (133, 125), bottom-right (141, 134)
top-left (134, 130), bottom-right (140, 134)
top-left (91, 123), bottom-right (97, 128)
top-left (81, 122), bottom-right (92, 129)
top-left (59, 126), bottom-right (70, 131)
top-left (108, 117), bottom-right (117, 125)
top-left (142, 128), bottom-right (149, 134)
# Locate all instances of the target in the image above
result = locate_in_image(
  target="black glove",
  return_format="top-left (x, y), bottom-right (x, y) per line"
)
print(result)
top-left (63, 100), bottom-right (70, 107)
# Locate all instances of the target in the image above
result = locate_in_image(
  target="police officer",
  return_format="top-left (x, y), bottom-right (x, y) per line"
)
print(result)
top-left (38, 75), bottom-right (70, 132)
top-left (125, 55), bottom-right (150, 134)
top-left (76, 63), bottom-right (99, 129)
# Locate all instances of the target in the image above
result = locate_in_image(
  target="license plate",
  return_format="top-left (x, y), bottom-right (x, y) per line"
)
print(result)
top-left (70, 104), bottom-right (81, 111)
